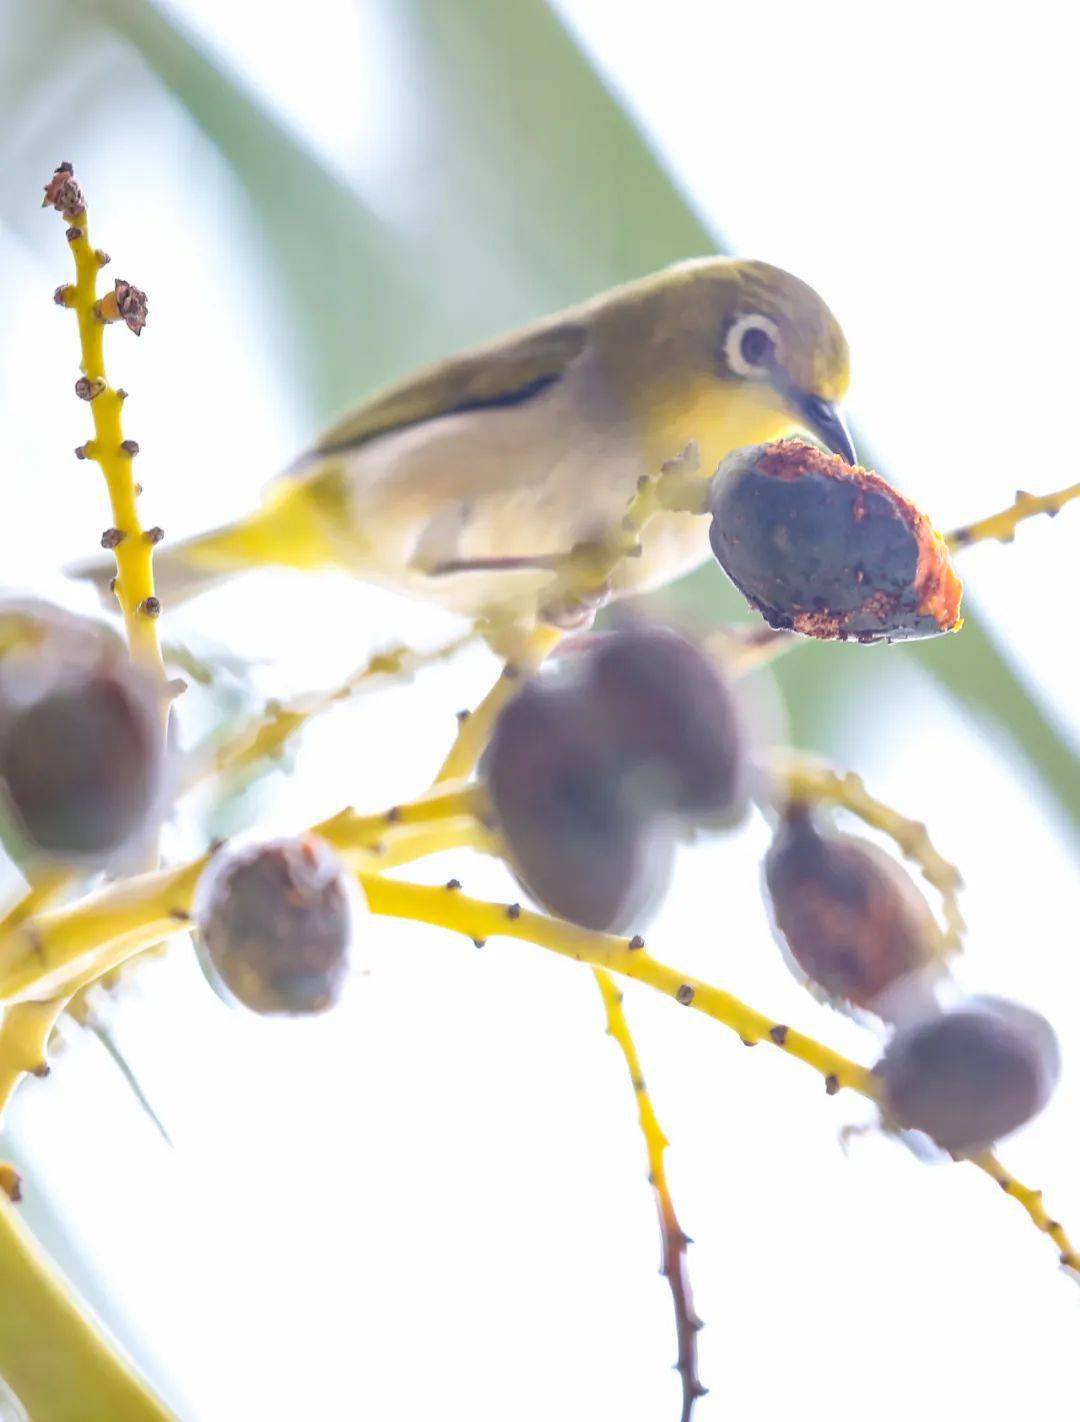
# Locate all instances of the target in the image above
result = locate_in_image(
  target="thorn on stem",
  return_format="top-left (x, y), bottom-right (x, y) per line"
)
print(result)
top-left (100, 528), bottom-right (125, 549)
top-left (676, 984), bottom-right (695, 1006)
top-left (120, 439), bottom-right (140, 457)
top-left (445, 879), bottom-right (462, 891)
top-left (144, 526), bottom-right (165, 544)
top-left (506, 903), bottom-right (521, 920)
top-left (75, 375), bottom-right (106, 401)
top-left (139, 597), bottom-right (161, 619)
top-left (628, 934), bottom-right (645, 950)
top-left (95, 280), bottom-right (148, 335)
top-left (0, 1164), bottom-right (23, 1204)
top-left (43, 163), bottom-right (85, 218)
top-left (54, 284), bottom-right (73, 307)
top-left (769, 1024), bottom-right (789, 1046)
top-left (825, 1074), bottom-right (840, 1096)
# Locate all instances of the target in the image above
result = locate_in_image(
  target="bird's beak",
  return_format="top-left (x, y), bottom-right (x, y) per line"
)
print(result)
top-left (798, 393), bottom-right (857, 465)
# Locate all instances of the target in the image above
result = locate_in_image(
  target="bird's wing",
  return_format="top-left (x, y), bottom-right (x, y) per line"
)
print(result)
top-left (308, 318), bottom-right (589, 460)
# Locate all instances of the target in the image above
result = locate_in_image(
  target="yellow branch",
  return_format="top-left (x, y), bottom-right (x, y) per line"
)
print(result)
top-left (0, 812), bottom-right (491, 1126)
top-left (972, 1152), bottom-right (1080, 1272)
top-left (595, 969), bottom-right (705, 1422)
top-left (0, 789), bottom-right (489, 1008)
top-left (775, 753), bottom-right (966, 953)
top-left (0, 999), bottom-right (69, 1118)
top-left (0, 1193), bottom-right (176, 1421)
top-left (362, 876), bottom-right (873, 1095)
top-left (312, 784), bottom-right (488, 857)
top-left (946, 482), bottom-right (1080, 551)
top-left (361, 876), bottom-right (1076, 1276)
top-left (0, 870), bottom-right (70, 937)
top-left (47, 166), bottom-right (164, 683)
top-left (192, 630), bottom-right (476, 791)
top-left (432, 626), bottom-right (562, 783)
top-left (0, 853), bottom-right (1073, 1278)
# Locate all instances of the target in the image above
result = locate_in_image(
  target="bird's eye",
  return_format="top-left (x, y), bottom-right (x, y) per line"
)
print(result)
top-left (724, 313), bottom-right (782, 379)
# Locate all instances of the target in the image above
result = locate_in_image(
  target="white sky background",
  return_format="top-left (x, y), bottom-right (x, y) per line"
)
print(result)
top-left (2, 2), bottom-right (1079, 1420)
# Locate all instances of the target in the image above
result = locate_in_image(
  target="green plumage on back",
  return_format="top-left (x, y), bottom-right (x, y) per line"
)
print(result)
top-left (308, 319), bottom-right (588, 459)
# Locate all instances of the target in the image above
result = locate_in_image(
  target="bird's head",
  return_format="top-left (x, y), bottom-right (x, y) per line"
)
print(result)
top-left (717, 258), bottom-right (853, 461)
top-left (604, 257), bottom-right (854, 465)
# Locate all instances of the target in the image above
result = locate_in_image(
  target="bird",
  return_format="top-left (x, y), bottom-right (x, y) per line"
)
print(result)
top-left (75, 257), bottom-right (854, 622)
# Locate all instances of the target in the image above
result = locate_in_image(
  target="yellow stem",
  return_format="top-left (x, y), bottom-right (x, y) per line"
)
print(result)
top-left (0, 861), bottom-right (206, 1006)
top-left (58, 214), bottom-right (164, 685)
top-left (432, 625), bottom-right (563, 783)
top-left (368, 817), bottom-right (500, 870)
top-left (775, 753), bottom-right (966, 953)
top-left (0, 1193), bottom-right (175, 1421)
top-left (362, 876), bottom-right (873, 1094)
top-left (595, 969), bottom-right (705, 1421)
top-left (1, 855), bottom-right (1073, 1278)
top-left (946, 482), bottom-right (1080, 551)
top-left (0, 791), bottom-right (489, 1007)
top-left (0, 999), bottom-right (70, 1119)
top-left (972, 1152), bottom-right (1080, 1271)
top-left (313, 784), bottom-right (489, 857)
top-left (361, 875), bottom-right (1076, 1276)
top-left (191, 630), bottom-right (476, 791)
top-left (0, 871), bottom-right (70, 936)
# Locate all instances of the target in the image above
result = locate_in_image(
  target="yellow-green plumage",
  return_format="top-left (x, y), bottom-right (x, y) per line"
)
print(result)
top-left (77, 257), bottom-right (851, 618)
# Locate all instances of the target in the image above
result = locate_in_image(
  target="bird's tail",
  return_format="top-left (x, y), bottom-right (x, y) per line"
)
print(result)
top-left (68, 481), bottom-right (346, 610)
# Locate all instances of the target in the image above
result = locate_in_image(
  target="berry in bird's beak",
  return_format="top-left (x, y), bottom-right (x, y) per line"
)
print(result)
top-left (708, 440), bottom-right (963, 643)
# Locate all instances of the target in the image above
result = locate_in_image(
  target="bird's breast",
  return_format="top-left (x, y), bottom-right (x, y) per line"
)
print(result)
top-left (319, 364), bottom-right (793, 614)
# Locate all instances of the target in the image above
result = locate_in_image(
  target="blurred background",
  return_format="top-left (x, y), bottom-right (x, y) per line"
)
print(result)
top-left (2, 0), bottom-right (1078, 1417)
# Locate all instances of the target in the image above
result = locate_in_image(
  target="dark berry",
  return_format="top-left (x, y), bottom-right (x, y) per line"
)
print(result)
top-left (0, 634), bottom-right (162, 862)
top-left (878, 998), bottom-right (1059, 1154)
top-left (484, 678), bottom-right (672, 932)
top-left (709, 440), bottom-right (962, 642)
top-left (196, 837), bottom-right (353, 1016)
top-left (585, 626), bottom-right (749, 821)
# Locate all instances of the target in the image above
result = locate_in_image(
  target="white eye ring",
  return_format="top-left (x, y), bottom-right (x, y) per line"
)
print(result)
top-left (724, 313), bottom-right (782, 379)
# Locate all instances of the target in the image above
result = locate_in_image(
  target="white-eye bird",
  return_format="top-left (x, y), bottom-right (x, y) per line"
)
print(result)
top-left (78, 257), bottom-right (854, 619)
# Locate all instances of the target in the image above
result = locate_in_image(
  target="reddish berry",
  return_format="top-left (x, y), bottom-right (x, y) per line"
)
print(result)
top-left (763, 807), bottom-right (941, 1012)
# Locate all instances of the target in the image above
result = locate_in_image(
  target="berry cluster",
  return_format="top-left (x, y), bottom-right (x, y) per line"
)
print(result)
top-left (482, 622), bottom-right (1058, 1157)
top-left (483, 626), bottom-right (750, 930)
